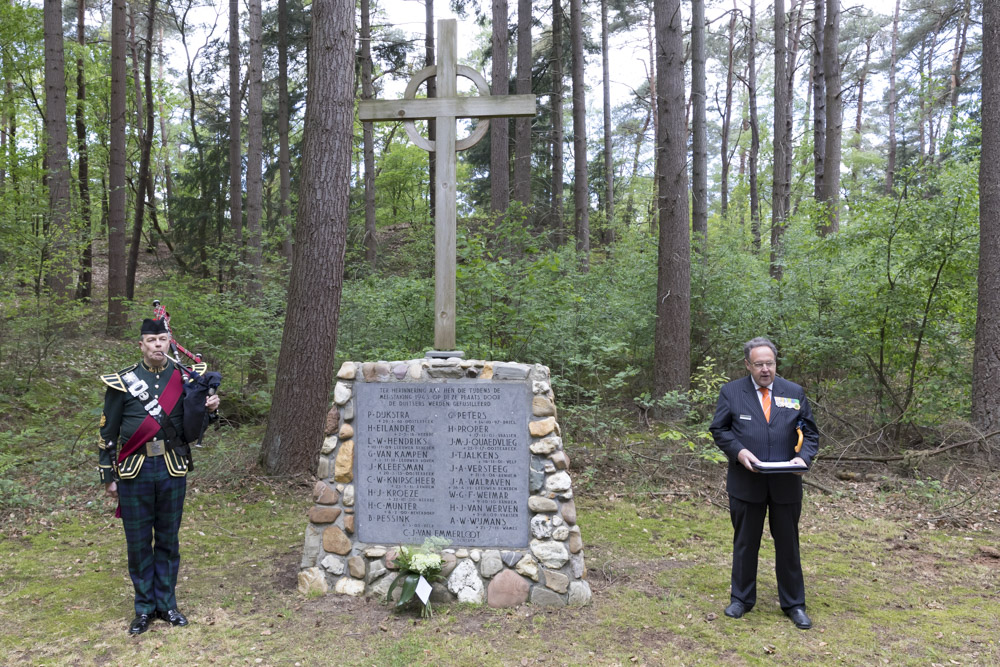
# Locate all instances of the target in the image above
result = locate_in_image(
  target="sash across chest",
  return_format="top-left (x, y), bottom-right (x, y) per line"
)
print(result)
top-left (118, 368), bottom-right (184, 463)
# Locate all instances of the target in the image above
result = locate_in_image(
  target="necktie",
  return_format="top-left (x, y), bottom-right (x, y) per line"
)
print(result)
top-left (760, 387), bottom-right (771, 423)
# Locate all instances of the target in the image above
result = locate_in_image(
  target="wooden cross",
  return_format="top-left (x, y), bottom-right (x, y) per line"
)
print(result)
top-left (359, 19), bottom-right (536, 353)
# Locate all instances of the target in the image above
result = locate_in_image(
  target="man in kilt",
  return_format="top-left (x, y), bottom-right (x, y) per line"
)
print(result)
top-left (98, 318), bottom-right (220, 635)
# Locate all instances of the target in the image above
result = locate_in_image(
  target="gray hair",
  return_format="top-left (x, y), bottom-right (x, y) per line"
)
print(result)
top-left (744, 337), bottom-right (777, 362)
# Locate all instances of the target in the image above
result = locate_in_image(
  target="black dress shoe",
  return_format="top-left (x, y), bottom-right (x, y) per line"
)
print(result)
top-left (786, 606), bottom-right (812, 629)
top-left (724, 601), bottom-right (747, 618)
top-left (128, 613), bottom-right (152, 635)
top-left (156, 608), bottom-right (189, 626)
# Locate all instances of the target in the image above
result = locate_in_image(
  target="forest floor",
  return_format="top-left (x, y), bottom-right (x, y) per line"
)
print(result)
top-left (1, 428), bottom-right (998, 667)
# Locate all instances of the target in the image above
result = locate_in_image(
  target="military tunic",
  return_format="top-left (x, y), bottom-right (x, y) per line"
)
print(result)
top-left (98, 359), bottom-right (200, 617)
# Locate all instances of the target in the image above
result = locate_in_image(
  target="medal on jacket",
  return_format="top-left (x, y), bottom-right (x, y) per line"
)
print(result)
top-left (774, 396), bottom-right (801, 410)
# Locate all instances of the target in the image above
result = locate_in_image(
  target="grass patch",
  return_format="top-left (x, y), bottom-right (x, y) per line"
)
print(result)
top-left (1, 479), bottom-right (999, 665)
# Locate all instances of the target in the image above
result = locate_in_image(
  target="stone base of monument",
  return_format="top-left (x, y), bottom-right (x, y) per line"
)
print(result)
top-left (297, 356), bottom-right (591, 608)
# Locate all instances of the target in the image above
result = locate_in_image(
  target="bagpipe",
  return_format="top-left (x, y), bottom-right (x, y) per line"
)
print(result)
top-left (152, 300), bottom-right (221, 447)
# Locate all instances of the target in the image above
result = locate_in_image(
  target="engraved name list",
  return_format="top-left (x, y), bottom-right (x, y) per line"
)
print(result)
top-left (355, 381), bottom-right (531, 547)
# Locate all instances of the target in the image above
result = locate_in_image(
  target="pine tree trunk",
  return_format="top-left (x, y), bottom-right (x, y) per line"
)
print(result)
top-left (851, 35), bottom-right (873, 183)
top-left (652, 0), bottom-right (691, 405)
top-left (246, 0), bottom-right (264, 301)
top-left (570, 0), bottom-right (589, 267)
top-left (720, 4), bottom-right (736, 219)
top-left (551, 0), bottom-right (565, 245)
top-left (126, 0), bottom-right (157, 301)
top-left (491, 0), bottom-right (510, 213)
top-left (107, 0), bottom-right (128, 333)
top-left (690, 0), bottom-right (707, 249)
top-left (819, 0), bottom-right (841, 235)
top-left (278, 0), bottom-right (294, 262)
top-left (514, 0), bottom-right (532, 208)
top-left (885, 0), bottom-right (899, 194)
top-left (229, 0), bottom-right (243, 261)
top-left (784, 0), bottom-right (802, 214)
top-left (973, 0), bottom-right (1000, 440)
top-left (260, 0), bottom-right (354, 477)
top-left (770, 0), bottom-right (788, 280)
top-left (943, 0), bottom-right (971, 153)
top-left (601, 0), bottom-right (614, 242)
top-left (175, 6), bottom-right (209, 278)
top-left (43, 0), bottom-right (73, 299)
top-left (426, 0), bottom-right (436, 221)
top-left (361, 0), bottom-right (377, 268)
top-left (157, 26), bottom-right (173, 229)
top-left (648, 10), bottom-right (657, 235)
top-left (74, 0), bottom-right (92, 301)
top-left (748, 0), bottom-right (761, 252)
top-left (812, 0), bottom-right (825, 201)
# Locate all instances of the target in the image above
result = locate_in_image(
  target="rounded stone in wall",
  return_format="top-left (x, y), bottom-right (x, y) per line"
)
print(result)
top-left (530, 514), bottom-right (554, 539)
top-left (322, 526), bottom-right (352, 555)
top-left (529, 586), bottom-right (564, 607)
top-left (487, 569), bottom-right (530, 608)
top-left (447, 559), bottom-right (485, 604)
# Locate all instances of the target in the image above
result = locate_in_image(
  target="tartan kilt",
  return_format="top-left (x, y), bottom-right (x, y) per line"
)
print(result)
top-left (117, 455), bottom-right (186, 615)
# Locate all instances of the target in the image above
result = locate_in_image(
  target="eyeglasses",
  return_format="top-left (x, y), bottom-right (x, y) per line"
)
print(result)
top-left (749, 361), bottom-right (775, 369)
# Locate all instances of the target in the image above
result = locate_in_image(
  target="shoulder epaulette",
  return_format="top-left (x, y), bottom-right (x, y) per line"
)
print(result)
top-left (100, 363), bottom-right (138, 391)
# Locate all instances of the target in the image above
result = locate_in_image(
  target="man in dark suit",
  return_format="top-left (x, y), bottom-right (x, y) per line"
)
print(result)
top-left (710, 337), bottom-right (819, 630)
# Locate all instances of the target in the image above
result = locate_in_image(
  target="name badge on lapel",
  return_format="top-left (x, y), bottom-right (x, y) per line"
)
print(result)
top-left (774, 396), bottom-right (801, 410)
top-left (739, 414), bottom-right (752, 421)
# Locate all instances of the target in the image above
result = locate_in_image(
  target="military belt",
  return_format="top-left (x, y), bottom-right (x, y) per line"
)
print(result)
top-left (145, 439), bottom-right (166, 457)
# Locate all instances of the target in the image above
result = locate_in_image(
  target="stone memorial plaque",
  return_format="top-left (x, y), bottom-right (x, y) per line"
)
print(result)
top-left (355, 381), bottom-right (531, 547)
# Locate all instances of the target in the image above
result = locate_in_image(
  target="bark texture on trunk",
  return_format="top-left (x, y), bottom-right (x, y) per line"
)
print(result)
top-left (75, 0), bottom-right (92, 301)
top-left (720, 4), bottom-right (736, 219)
top-left (813, 0), bottom-right (825, 201)
top-left (885, 0), bottom-right (900, 194)
top-left (570, 0), bottom-right (589, 267)
top-left (125, 0), bottom-right (157, 300)
top-left (229, 0), bottom-right (243, 256)
top-left (491, 0), bottom-right (510, 213)
top-left (260, 0), bottom-right (354, 476)
top-left (748, 0), bottom-right (761, 251)
top-left (361, 0), bottom-right (376, 268)
top-left (278, 0), bottom-right (294, 261)
top-left (819, 0), bottom-right (841, 235)
top-left (601, 0), bottom-right (614, 241)
top-left (514, 0), bottom-right (532, 208)
top-left (770, 0), bottom-right (788, 280)
top-left (690, 0), bottom-right (707, 248)
top-left (551, 0), bottom-right (565, 245)
top-left (426, 1), bottom-right (436, 220)
top-left (43, 0), bottom-right (73, 298)
top-left (107, 0), bottom-right (128, 333)
top-left (246, 0), bottom-right (264, 300)
top-left (973, 0), bottom-right (1000, 438)
top-left (653, 0), bottom-right (691, 401)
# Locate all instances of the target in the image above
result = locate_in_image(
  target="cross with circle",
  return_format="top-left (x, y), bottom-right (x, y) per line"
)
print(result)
top-left (358, 19), bottom-right (536, 353)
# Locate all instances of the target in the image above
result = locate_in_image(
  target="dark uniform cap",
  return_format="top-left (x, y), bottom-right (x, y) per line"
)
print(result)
top-left (140, 318), bottom-right (168, 336)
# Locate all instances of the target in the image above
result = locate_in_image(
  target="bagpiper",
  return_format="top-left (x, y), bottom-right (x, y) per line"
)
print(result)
top-left (99, 317), bottom-right (220, 635)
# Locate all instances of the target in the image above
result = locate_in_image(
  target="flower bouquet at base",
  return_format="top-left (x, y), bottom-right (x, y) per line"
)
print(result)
top-left (386, 537), bottom-right (449, 618)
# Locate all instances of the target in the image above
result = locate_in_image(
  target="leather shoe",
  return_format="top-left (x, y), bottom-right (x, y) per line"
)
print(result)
top-left (724, 601), bottom-right (747, 618)
top-left (786, 606), bottom-right (812, 629)
top-left (156, 608), bottom-right (189, 626)
top-left (128, 613), bottom-right (152, 635)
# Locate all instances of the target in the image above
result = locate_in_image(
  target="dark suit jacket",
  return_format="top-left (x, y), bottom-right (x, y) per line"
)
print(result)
top-left (710, 375), bottom-right (819, 504)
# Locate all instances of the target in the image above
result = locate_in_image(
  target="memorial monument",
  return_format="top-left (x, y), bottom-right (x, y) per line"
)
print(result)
top-left (297, 20), bottom-right (590, 609)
